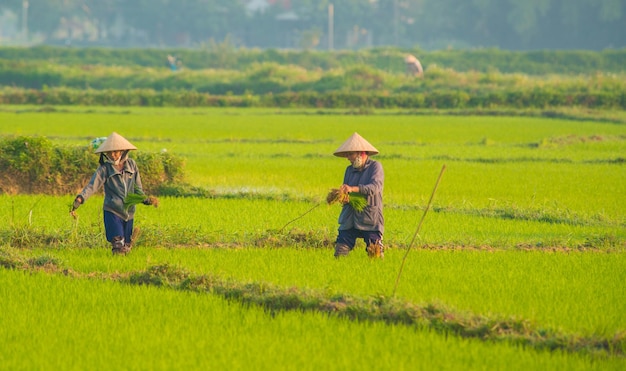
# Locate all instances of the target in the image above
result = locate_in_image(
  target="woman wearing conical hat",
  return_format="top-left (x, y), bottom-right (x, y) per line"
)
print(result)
top-left (70, 132), bottom-right (156, 255)
top-left (333, 132), bottom-right (385, 258)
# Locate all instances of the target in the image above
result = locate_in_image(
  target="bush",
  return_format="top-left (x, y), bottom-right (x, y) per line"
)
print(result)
top-left (1, 87), bottom-right (625, 110)
top-left (0, 136), bottom-right (186, 195)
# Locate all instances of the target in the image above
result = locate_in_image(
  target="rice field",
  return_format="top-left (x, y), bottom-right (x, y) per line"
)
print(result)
top-left (4, 268), bottom-right (621, 371)
top-left (1, 106), bottom-right (625, 369)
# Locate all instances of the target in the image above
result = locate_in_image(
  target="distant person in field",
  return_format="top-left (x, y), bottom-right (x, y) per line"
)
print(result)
top-left (332, 132), bottom-right (385, 258)
top-left (167, 54), bottom-right (178, 72)
top-left (166, 54), bottom-right (183, 72)
top-left (70, 132), bottom-right (157, 255)
top-left (405, 54), bottom-right (423, 78)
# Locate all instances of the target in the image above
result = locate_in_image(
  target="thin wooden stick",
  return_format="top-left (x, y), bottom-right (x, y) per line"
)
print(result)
top-left (392, 164), bottom-right (446, 297)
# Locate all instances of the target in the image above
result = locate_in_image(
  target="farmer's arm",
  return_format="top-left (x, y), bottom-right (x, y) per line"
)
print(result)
top-left (130, 161), bottom-right (157, 206)
top-left (70, 167), bottom-right (105, 215)
top-left (77, 167), bottom-right (107, 203)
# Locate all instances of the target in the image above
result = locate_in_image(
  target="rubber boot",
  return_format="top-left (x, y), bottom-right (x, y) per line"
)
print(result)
top-left (334, 243), bottom-right (350, 258)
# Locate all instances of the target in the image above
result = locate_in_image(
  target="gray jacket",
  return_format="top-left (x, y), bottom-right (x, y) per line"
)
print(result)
top-left (79, 158), bottom-right (145, 221)
top-left (338, 158), bottom-right (384, 233)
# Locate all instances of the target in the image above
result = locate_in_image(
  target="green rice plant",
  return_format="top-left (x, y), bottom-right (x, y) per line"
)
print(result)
top-left (3, 268), bottom-right (623, 370)
top-left (1, 193), bottom-right (624, 251)
top-left (9, 244), bottom-right (624, 342)
top-left (0, 189), bottom-right (626, 250)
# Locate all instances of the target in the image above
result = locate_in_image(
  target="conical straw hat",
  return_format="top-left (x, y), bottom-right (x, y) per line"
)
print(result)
top-left (94, 132), bottom-right (138, 153)
top-left (333, 132), bottom-right (379, 157)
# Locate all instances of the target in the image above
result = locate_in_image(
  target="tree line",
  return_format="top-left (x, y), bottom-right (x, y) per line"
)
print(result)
top-left (1, 0), bottom-right (625, 50)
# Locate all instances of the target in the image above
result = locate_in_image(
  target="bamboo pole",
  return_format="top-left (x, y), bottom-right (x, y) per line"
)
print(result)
top-left (392, 164), bottom-right (446, 297)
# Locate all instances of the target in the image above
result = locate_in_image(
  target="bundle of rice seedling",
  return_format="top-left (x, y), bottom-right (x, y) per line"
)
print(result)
top-left (326, 188), bottom-right (349, 205)
top-left (348, 192), bottom-right (367, 212)
top-left (123, 193), bottom-right (147, 210)
top-left (326, 188), bottom-right (367, 212)
top-left (123, 194), bottom-right (160, 210)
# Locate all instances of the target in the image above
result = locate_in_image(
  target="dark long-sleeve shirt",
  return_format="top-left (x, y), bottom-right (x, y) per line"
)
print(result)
top-left (338, 158), bottom-right (384, 233)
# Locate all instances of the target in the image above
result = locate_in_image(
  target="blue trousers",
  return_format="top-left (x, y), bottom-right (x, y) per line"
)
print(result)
top-left (336, 229), bottom-right (383, 250)
top-left (103, 211), bottom-right (134, 243)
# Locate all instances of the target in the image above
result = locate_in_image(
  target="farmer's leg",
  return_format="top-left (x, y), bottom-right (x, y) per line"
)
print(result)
top-left (123, 218), bottom-right (134, 245)
top-left (103, 211), bottom-right (124, 243)
top-left (335, 229), bottom-right (357, 257)
top-left (104, 211), bottom-right (128, 254)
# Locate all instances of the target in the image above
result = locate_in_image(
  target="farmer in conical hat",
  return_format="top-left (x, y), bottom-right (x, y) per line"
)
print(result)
top-left (332, 132), bottom-right (385, 258)
top-left (70, 132), bottom-right (156, 255)
top-left (404, 54), bottom-right (423, 78)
